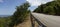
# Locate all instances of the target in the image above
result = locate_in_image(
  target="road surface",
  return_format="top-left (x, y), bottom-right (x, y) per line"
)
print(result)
top-left (31, 13), bottom-right (60, 27)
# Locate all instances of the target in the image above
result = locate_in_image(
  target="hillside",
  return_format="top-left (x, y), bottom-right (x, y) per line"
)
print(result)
top-left (33, 0), bottom-right (60, 16)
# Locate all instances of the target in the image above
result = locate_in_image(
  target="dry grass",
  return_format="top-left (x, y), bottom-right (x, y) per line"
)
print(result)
top-left (14, 14), bottom-right (39, 27)
top-left (35, 21), bottom-right (39, 27)
top-left (14, 15), bottom-right (31, 27)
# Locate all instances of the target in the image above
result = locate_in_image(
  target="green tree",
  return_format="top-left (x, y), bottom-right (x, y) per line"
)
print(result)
top-left (33, 4), bottom-right (44, 13)
top-left (43, 6), bottom-right (55, 15)
top-left (34, 0), bottom-right (60, 15)
top-left (9, 2), bottom-right (30, 27)
top-left (54, 4), bottom-right (60, 15)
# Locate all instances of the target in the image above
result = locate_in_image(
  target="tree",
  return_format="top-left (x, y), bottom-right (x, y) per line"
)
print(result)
top-left (9, 2), bottom-right (30, 27)
top-left (33, 4), bottom-right (44, 13)
top-left (33, 0), bottom-right (60, 15)
top-left (43, 6), bottom-right (55, 15)
top-left (54, 4), bottom-right (60, 15)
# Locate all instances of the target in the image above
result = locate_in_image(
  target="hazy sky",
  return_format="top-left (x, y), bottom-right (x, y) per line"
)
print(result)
top-left (0, 0), bottom-right (53, 15)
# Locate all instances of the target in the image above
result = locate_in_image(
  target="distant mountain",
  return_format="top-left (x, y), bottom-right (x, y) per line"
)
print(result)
top-left (0, 15), bottom-right (11, 17)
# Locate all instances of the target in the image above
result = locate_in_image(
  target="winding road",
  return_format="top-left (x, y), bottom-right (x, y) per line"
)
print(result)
top-left (31, 13), bottom-right (60, 27)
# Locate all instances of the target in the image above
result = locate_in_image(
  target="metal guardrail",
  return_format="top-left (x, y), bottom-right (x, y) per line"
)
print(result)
top-left (30, 13), bottom-right (46, 27)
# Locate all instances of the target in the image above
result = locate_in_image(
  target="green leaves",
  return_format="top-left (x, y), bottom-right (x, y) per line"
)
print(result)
top-left (9, 2), bottom-right (30, 27)
top-left (34, 0), bottom-right (60, 15)
top-left (0, 17), bottom-right (11, 27)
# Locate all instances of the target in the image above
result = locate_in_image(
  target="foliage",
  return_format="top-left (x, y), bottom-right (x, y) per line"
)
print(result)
top-left (33, 0), bottom-right (60, 15)
top-left (8, 2), bottom-right (30, 27)
top-left (0, 17), bottom-right (11, 27)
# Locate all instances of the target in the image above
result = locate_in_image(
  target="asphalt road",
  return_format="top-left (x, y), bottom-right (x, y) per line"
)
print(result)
top-left (31, 13), bottom-right (60, 27)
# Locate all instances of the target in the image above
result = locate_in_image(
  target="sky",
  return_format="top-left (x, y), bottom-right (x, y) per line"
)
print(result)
top-left (0, 0), bottom-right (53, 15)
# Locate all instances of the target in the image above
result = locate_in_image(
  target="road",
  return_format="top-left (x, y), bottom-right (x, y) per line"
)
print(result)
top-left (31, 13), bottom-right (60, 27)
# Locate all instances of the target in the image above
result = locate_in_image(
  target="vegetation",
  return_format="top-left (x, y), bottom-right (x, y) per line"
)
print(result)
top-left (1, 0), bottom-right (60, 27)
top-left (0, 17), bottom-right (11, 27)
top-left (34, 0), bottom-right (60, 15)
top-left (0, 2), bottom-right (30, 27)
top-left (8, 2), bottom-right (30, 27)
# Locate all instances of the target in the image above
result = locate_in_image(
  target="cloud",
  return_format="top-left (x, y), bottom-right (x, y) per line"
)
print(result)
top-left (26, 0), bottom-right (53, 6)
top-left (0, 0), bottom-right (3, 3)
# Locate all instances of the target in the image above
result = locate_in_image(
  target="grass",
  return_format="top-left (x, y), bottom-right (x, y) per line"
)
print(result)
top-left (0, 17), bottom-right (11, 27)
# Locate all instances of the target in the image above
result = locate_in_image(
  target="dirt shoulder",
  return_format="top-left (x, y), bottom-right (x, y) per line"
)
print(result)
top-left (14, 14), bottom-right (39, 27)
top-left (14, 15), bottom-right (31, 27)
